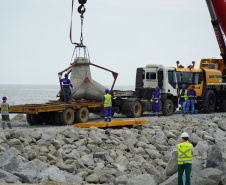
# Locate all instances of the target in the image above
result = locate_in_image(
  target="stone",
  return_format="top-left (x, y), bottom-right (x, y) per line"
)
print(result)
top-left (29, 130), bottom-right (41, 140)
top-left (207, 145), bottom-right (226, 183)
top-left (112, 163), bottom-right (127, 172)
top-left (56, 161), bottom-right (73, 172)
top-left (164, 151), bottom-right (178, 177)
top-left (196, 168), bottom-right (222, 185)
top-left (0, 156), bottom-right (23, 173)
top-left (64, 172), bottom-right (83, 184)
top-left (168, 138), bottom-right (176, 146)
top-left (145, 149), bottom-right (160, 159)
top-left (9, 139), bottom-right (22, 145)
top-left (218, 121), bottom-right (226, 131)
top-left (40, 146), bottom-right (49, 153)
top-left (76, 171), bottom-right (88, 179)
top-left (0, 146), bottom-right (6, 152)
top-left (110, 130), bottom-right (122, 137)
top-left (0, 169), bottom-right (20, 183)
top-left (43, 166), bottom-right (67, 182)
top-left (81, 155), bottom-right (94, 167)
top-left (93, 152), bottom-right (107, 158)
top-left (159, 172), bottom-right (177, 185)
top-left (85, 173), bottom-right (99, 183)
top-left (115, 175), bottom-right (128, 184)
top-left (190, 133), bottom-right (203, 145)
top-left (127, 174), bottom-right (156, 185)
top-left (89, 130), bottom-right (102, 144)
top-left (192, 157), bottom-right (203, 173)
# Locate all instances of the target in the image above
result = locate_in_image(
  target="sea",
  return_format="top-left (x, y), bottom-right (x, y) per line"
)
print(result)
top-left (0, 84), bottom-right (135, 105)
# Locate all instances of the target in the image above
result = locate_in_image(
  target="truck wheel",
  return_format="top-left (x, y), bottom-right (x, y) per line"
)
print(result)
top-left (60, 108), bottom-right (75, 125)
top-left (75, 107), bottom-right (89, 123)
top-left (30, 114), bottom-right (44, 125)
top-left (26, 114), bottom-right (33, 125)
top-left (163, 99), bottom-right (174, 116)
top-left (219, 100), bottom-right (226, 112)
top-left (55, 112), bottom-right (62, 125)
top-left (131, 101), bottom-right (142, 118)
top-left (203, 90), bottom-right (216, 113)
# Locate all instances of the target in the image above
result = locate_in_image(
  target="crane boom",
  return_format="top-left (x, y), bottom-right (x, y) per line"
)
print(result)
top-left (206, 0), bottom-right (226, 64)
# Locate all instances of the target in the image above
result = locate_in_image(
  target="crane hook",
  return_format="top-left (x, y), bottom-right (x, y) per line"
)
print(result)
top-left (78, 0), bottom-right (87, 5)
top-left (78, 4), bottom-right (86, 15)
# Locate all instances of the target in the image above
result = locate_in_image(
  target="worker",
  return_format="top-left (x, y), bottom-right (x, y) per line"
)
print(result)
top-left (102, 89), bottom-right (112, 122)
top-left (178, 132), bottom-right (194, 185)
top-left (178, 84), bottom-right (188, 116)
top-left (151, 87), bottom-right (161, 117)
top-left (59, 74), bottom-right (74, 104)
top-left (0, 96), bottom-right (12, 129)
top-left (186, 85), bottom-right (197, 114)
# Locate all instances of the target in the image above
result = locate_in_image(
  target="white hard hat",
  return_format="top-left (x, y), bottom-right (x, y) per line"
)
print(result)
top-left (181, 132), bottom-right (189, 138)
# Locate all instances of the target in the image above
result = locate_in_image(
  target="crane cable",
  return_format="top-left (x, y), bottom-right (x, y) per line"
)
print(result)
top-left (70, 0), bottom-right (86, 46)
top-left (70, 0), bottom-right (87, 64)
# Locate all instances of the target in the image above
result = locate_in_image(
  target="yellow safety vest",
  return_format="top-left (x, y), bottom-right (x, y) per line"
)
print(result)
top-left (179, 89), bottom-right (188, 101)
top-left (178, 142), bottom-right (192, 164)
top-left (104, 94), bottom-right (112, 107)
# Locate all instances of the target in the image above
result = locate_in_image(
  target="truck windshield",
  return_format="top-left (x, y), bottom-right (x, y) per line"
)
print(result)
top-left (146, 72), bottom-right (156, 79)
top-left (181, 72), bottom-right (193, 83)
top-left (176, 72), bottom-right (181, 83)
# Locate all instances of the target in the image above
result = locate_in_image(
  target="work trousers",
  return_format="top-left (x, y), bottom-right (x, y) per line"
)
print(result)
top-left (178, 163), bottom-right (192, 185)
top-left (153, 101), bottom-right (160, 116)
top-left (104, 107), bottom-right (111, 122)
top-left (1, 115), bottom-right (12, 129)
top-left (186, 100), bottom-right (195, 114)
top-left (180, 101), bottom-right (187, 115)
top-left (63, 88), bottom-right (71, 103)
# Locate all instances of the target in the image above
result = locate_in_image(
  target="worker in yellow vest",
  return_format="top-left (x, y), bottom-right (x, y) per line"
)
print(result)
top-left (178, 132), bottom-right (194, 185)
top-left (178, 84), bottom-right (188, 116)
top-left (102, 89), bottom-right (112, 122)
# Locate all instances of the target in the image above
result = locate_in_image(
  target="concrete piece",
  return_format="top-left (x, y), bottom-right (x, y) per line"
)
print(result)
top-left (70, 57), bottom-right (107, 100)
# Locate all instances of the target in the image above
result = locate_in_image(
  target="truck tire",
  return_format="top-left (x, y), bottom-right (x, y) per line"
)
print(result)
top-left (219, 100), bottom-right (226, 112)
top-left (203, 90), bottom-right (216, 113)
top-left (26, 114), bottom-right (33, 125)
top-left (75, 107), bottom-right (89, 123)
top-left (55, 112), bottom-right (62, 125)
top-left (163, 99), bottom-right (174, 116)
top-left (30, 114), bottom-right (44, 125)
top-left (60, 108), bottom-right (75, 125)
top-left (131, 101), bottom-right (142, 118)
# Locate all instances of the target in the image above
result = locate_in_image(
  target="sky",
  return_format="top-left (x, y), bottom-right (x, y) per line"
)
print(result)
top-left (0, 0), bottom-right (223, 86)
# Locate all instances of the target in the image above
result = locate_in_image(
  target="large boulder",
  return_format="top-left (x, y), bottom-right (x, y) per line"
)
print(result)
top-left (164, 151), bottom-right (178, 177)
top-left (159, 173), bottom-right (177, 185)
top-left (42, 166), bottom-right (67, 182)
top-left (207, 145), bottom-right (226, 184)
top-left (127, 174), bottom-right (156, 185)
top-left (195, 168), bottom-right (222, 185)
top-left (0, 169), bottom-right (20, 183)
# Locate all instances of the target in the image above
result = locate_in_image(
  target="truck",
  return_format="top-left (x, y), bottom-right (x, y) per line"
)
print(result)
top-left (1, 62), bottom-right (179, 126)
top-left (175, 0), bottom-right (226, 113)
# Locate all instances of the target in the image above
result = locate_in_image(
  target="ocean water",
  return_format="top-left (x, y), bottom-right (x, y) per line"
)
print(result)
top-left (0, 84), bottom-right (135, 105)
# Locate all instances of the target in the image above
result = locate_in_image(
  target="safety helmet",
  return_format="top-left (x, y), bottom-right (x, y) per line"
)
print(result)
top-left (105, 89), bottom-right (109, 93)
top-left (65, 74), bottom-right (68, 77)
top-left (181, 132), bottom-right (189, 138)
top-left (155, 87), bottom-right (160, 90)
top-left (2, 96), bottom-right (7, 100)
top-left (182, 84), bottom-right (186, 88)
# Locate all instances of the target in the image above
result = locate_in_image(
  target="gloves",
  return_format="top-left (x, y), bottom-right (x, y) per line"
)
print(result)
top-left (156, 100), bottom-right (158, 103)
top-left (195, 100), bottom-right (197, 104)
top-left (58, 74), bottom-right (62, 78)
top-left (72, 87), bottom-right (74, 90)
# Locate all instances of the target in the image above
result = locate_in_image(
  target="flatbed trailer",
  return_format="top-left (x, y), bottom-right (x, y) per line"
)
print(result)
top-left (1, 100), bottom-right (103, 125)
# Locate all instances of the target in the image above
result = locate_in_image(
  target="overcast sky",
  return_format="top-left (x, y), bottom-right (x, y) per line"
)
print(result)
top-left (0, 0), bottom-right (223, 86)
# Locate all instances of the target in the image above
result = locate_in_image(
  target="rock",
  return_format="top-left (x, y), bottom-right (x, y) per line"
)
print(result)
top-left (64, 172), bottom-right (83, 184)
top-left (110, 130), bottom-right (122, 137)
top-left (145, 149), bottom-right (160, 159)
top-left (40, 146), bottom-right (49, 153)
top-left (192, 157), bottom-right (203, 173)
top-left (81, 155), bottom-right (94, 167)
top-left (164, 151), bottom-right (177, 177)
top-left (207, 145), bottom-right (226, 184)
top-left (9, 139), bottom-right (22, 145)
top-left (163, 130), bottom-right (176, 139)
top-left (190, 133), bottom-right (203, 145)
top-left (218, 121), bottom-right (226, 131)
top-left (89, 130), bottom-right (102, 144)
top-left (115, 175), bottom-right (128, 184)
top-left (0, 169), bottom-right (20, 183)
top-left (0, 156), bottom-right (23, 173)
top-left (43, 166), bottom-right (67, 182)
top-left (127, 174), bottom-right (156, 185)
top-left (29, 130), bottom-right (41, 140)
top-left (93, 152), bottom-right (106, 158)
top-left (85, 173), bottom-right (99, 183)
top-left (56, 161), bottom-right (73, 172)
top-left (112, 163), bottom-right (127, 172)
top-left (159, 172), bottom-right (177, 185)
top-left (196, 168), bottom-right (222, 185)
top-left (76, 171), bottom-right (88, 179)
